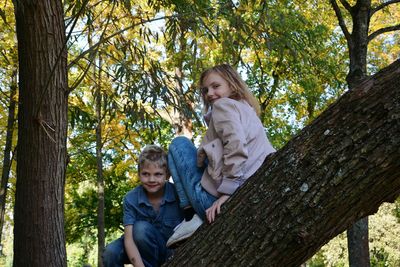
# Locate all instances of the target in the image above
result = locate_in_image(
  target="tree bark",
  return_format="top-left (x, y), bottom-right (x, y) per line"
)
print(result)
top-left (13, 0), bottom-right (68, 266)
top-left (346, 2), bottom-right (372, 265)
top-left (347, 217), bottom-right (370, 267)
top-left (330, 1), bottom-right (373, 264)
top-left (346, 0), bottom-right (370, 88)
top-left (165, 59), bottom-right (400, 266)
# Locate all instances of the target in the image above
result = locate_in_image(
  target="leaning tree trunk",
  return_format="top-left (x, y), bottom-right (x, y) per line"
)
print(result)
top-left (13, 0), bottom-right (68, 266)
top-left (165, 60), bottom-right (400, 266)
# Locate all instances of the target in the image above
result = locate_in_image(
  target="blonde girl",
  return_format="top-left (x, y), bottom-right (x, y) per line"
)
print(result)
top-left (167, 64), bottom-right (275, 247)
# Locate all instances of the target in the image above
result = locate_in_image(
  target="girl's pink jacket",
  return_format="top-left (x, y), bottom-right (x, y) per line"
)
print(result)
top-left (197, 98), bottom-right (276, 197)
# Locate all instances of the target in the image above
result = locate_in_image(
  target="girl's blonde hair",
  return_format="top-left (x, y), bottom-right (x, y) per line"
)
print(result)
top-left (199, 64), bottom-right (261, 116)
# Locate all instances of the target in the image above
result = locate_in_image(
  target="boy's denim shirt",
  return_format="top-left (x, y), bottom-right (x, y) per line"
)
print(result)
top-left (123, 182), bottom-right (183, 240)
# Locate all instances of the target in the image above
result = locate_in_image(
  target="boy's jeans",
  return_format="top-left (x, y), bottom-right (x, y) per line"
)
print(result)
top-left (168, 136), bottom-right (217, 220)
top-left (102, 221), bottom-right (171, 267)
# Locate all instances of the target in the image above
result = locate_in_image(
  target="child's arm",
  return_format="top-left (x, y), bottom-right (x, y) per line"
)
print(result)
top-left (212, 99), bottom-right (248, 193)
top-left (124, 225), bottom-right (145, 267)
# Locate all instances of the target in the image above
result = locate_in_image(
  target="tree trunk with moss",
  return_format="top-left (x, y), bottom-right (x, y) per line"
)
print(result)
top-left (165, 60), bottom-right (400, 266)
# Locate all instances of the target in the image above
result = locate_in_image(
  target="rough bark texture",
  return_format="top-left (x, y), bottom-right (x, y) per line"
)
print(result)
top-left (13, 0), bottom-right (68, 266)
top-left (165, 60), bottom-right (400, 266)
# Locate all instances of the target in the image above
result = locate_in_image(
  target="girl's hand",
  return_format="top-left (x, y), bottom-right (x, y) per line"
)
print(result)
top-left (206, 195), bottom-right (230, 223)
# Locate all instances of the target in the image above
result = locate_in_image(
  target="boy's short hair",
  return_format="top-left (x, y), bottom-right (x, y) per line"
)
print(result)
top-left (138, 145), bottom-right (169, 177)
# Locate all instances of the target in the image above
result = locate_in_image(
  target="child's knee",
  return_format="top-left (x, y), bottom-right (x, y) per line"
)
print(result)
top-left (132, 221), bottom-right (154, 243)
top-left (171, 136), bottom-right (191, 148)
top-left (102, 239), bottom-right (123, 265)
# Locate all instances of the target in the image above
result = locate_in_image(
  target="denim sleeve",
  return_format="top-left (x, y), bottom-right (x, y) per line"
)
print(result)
top-left (122, 194), bottom-right (137, 226)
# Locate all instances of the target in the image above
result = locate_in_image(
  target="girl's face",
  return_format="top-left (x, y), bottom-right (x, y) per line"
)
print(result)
top-left (202, 72), bottom-right (233, 104)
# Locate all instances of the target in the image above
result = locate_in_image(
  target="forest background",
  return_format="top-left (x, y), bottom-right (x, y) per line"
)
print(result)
top-left (0, 0), bottom-right (399, 266)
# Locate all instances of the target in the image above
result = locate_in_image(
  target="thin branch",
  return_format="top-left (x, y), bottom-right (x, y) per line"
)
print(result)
top-left (339, 0), bottom-right (352, 11)
top-left (0, 50), bottom-right (11, 65)
top-left (68, 1), bottom-right (116, 92)
top-left (330, 0), bottom-right (352, 42)
top-left (196, 16), bottom-right (221, 42)
top-left (39, 120), bottom-right (56, 143)
top-left (371, 0), bottom-right (400, 16)
top-left (235, 3), bottom-right (267, 65)
top-left (73, 53), bottom-right (133, 92)
top-left (68, 15), bottom-right (177, 69)
top-left (0, 87), bottom-right (9, 98)
top-left (368, 24), bottom-right (400, 42)
top-left (0, 89), bottom-right (10, 107)
top-left (68, 54), bottom-right (96, 92)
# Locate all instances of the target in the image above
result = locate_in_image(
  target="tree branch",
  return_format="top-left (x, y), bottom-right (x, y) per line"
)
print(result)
top-left (0, 50), bottom-right (11, 65)
top-left (371, 0), bottom-right (400, 16)
top-left (68, 1), bottom-right (117, 92)
top-left (195, 16), bottom-right (221, 43)
top-left (368, 24), bottom-right (400, 42)
top-left (67, 15), bottom-right (178, 69)
top-left (330, 0), bottom-right (351, 42)
top-left (339, 0), bottom-right (352, 11)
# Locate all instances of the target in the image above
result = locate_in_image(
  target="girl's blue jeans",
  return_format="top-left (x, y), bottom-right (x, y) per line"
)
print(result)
top-left (168, 136), bottom-right (217, 220)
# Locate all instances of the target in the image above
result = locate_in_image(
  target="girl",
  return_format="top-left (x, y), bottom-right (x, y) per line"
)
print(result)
top-left (166, 64), bottom-right (275, 247)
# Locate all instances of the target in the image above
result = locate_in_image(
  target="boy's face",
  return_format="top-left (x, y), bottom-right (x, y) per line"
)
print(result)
top-left (139, 162), bottom-right (167, 197)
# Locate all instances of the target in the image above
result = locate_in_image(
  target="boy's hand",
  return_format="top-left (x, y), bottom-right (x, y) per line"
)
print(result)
top-left (206, 195), bottom-right (230, 223)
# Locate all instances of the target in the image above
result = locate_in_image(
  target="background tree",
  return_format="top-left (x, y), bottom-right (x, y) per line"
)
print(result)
top-left (0, 71), bottom-right (16, 257)
top-left (95, 54), bottom-right (105, 267)
top-left (0, 1), bottom-right (17, 256)
top-left (330, 1), bottom-right (400, 265)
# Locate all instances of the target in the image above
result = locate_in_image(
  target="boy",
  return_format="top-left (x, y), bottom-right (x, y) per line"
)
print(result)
top-left (103, 145), bottom-right (183, 267)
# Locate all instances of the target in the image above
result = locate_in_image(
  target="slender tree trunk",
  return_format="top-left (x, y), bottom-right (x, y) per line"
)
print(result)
top-left (346, 0), bottom-right (370, 89)
top-left (174, 66), bottom-right (193, 139)
top-left (96, 56), bottom-right (105, 267)
top-left (165, 60), bottom-right (400, 266)
top-left (346, 2), bottom-right (371, 265)
top-left (0, 70), bottom-right (17, 255)
top-left (13, 0), bottom-right (68, 266)
top-left (172, 26), bottom-right (193, 139)
top-left (347, 217), bottom-right (370, 267)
